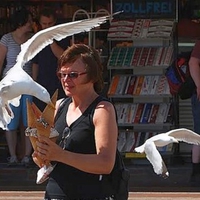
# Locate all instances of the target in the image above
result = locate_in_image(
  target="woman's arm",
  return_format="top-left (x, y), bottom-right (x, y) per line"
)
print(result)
top-left (189, 56), bottom-right (200, 100)
top-left (50, 41), bottom-right (64, 59)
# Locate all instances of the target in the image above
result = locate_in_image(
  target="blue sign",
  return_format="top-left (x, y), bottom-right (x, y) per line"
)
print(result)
top-left (113, 0), bottom-right (176, 19)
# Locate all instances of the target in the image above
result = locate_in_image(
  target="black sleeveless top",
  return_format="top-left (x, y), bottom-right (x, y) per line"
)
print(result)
top-left (45, 96), bottom-right (114, 200)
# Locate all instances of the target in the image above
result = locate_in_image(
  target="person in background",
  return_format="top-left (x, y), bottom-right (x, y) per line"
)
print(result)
top-left (178, 0), bottom-right (200, 39)
top-left (0, 8), bottom-right (33, 166)
top-left (33, 44), bottom-right (118, 199)
top-left (189, 40), bottom-right (200, 183)
top-left (32, 7), bottom-right (70, 111)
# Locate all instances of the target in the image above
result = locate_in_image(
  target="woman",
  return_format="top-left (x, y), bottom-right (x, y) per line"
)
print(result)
top-left (34, 44), bottom-right (118, 200)
top-left (0, 8), bottom-right (33, 166)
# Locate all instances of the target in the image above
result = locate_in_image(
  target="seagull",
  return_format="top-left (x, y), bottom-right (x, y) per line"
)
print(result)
top-left (134, 128), bottom-right (200, 178)
top-left (0, 14), bottom-right (113, 130)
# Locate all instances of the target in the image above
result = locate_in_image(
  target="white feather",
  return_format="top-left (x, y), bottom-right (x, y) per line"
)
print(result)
top-left (0, 14), bottom-right (111, 130)
top-left (17, 16), bottom-right (110, 65)
top-left (134, 128), bottom-right (200, 178)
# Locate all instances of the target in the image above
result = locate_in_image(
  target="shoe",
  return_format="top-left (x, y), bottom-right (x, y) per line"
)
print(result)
top-left (21, 156), bottom-right (31, 167)
top-left (7, 156), bottom-right (18, 166)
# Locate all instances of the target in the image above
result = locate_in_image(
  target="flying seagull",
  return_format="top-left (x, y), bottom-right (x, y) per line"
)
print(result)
top-left (134, 128), bottom-right (200, 178)
top-left (0, 14), bottom-right (112, 129)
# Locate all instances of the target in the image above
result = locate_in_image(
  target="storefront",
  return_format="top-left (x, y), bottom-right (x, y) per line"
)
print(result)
top-left (0, 0), bottom-right (200, 187)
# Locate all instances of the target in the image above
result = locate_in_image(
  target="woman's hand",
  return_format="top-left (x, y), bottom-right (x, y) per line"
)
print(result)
top-left (32, 151), bottom-right (43, 168)
top-left (36, 135), bottom-right (63, 162)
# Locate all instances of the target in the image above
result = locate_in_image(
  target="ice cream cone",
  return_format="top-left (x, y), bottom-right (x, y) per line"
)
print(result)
top-left (26, 90), bottom-right (58, 167)
top-left (35, 89), bottom-right (58, 138)
top-left (26, 90), bottom-right (59, 184)
top-left (26, 99), bottom-right (38, 151)
top-left (42, 89), bottom-right (58, 125)
top-left (31, 102), bottom-right (42, 118)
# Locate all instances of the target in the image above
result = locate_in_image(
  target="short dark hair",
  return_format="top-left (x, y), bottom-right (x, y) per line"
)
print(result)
top-left (11, 8), bottom-right (32, 31)
top-left (57, 44), bottom-right (104, 93)
top-left (39, 7), bottom-right (57, 20)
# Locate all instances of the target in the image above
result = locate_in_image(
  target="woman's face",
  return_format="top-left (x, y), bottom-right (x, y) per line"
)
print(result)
top-left (58, 58), bottom-right (91, 96)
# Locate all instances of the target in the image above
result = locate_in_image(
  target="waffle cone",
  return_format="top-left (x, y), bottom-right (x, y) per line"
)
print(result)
top-left (26, 90), bottom-right (58, 166)
top-left (26, 90), bottom-right (58, 167)
top-left (26, 99), bottom-right (36, 127)
top-left (34, 90), bottom-right (58, 167)
top-left (26, 99), bottom-right (46, 166)
top-left (42, 89), bottom-right (58, 125)
top-left (35, 89), bottom-right (58, 138)
top-left (31, 102), bottom-right (42, 118)
top-left (26, 99), bottom-right (38, 151)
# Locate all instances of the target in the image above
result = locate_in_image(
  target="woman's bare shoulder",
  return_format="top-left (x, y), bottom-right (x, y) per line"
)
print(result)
top-left (95, 99), bottom-right (116, 116)
top-left (54, 98), bottom-right (65, 115)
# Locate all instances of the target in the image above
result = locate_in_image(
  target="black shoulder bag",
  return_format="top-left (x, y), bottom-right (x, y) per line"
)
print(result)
top-left (108, 150), bottom-right (130, 200)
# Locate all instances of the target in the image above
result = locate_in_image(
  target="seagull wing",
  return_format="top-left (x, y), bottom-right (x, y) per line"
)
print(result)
top-left (0, 78), bottom-right (22, 106)
top-left (17, 15), bottom-right (111, 65)
top-left (167, 128), bottom-right (200, 145)
top-left (0, 107), bottom-right (9, 129)
top-left (0, 14), bottom-right (114, 130)
top-left (0, 105), bottom-right (14, 130)
top-left (134, 143), bottom-right (145, 153)
top-left (0, 79), bottom-right (15, 94)
top-left (8, 96), bottom-right (21, 107)
top-left (144, 141), bottom-right (169, 178)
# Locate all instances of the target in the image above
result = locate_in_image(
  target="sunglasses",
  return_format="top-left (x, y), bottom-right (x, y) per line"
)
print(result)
top-left (50, 127), bottom-right (71, 169)
top-left (57, 71), bottom-right (87, 79)
top-left (59, 127), bottom-right (71, 149)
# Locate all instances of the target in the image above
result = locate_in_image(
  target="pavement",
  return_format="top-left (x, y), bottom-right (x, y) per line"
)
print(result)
top-left (1, 159), bottom-right (200, 200)
top-left (1, 154), bottom-right (200, 193)
top-left (128, 163), bottom-right (200, 192)
top-left (1, 191), bottom-right (200, 200)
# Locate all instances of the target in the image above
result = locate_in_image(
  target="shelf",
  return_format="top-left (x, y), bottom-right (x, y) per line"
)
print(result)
top-left (108, 16), bottom-right (178, 158)
top-left (125, 152), bottom-right (146, 158)
top-left (118, 123), bottom-right (173, 130)
top-left (178, 42), bottom-right (196, 47)
top-left (123, 149), bottom-right (173, 159)
top-left (107, 66), bottom-right (169, 75)
top-left (108, 36), bottom-right (173, 44)
top-left (108, 94), bottom-right (172, 102)
top-left (107, 66), bottom-right (169, 69)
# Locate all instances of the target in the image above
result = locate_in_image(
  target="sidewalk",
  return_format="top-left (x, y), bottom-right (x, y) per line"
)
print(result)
top-left (0, 191), bottom-right (199, 200)
top-left (0, 158), bottom-right (200, 192)
top-left (128, 163), bottom-right (200, 192)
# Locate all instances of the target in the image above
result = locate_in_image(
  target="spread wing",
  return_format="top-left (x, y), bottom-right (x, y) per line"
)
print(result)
top-left (17, 15), bottom-right (111, 65)
top-left (144, 141), bottom-right (169, 178)
top-left (167, 128), bottom-right (200, 145)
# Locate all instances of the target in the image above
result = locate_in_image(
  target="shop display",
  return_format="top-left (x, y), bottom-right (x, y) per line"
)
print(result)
top-left (107, 18), bottom-right (177, 158)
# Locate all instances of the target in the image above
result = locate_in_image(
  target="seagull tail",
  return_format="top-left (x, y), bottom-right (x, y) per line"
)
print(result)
top-left (0, 119), bottom-right (7, 130)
